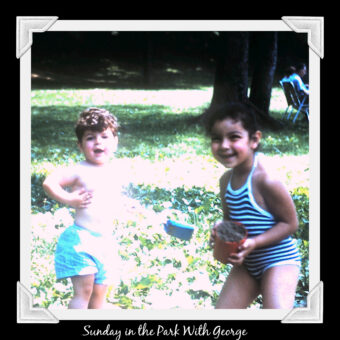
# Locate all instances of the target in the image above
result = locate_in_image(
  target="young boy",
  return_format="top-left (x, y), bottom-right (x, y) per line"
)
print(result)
top-left (43, 107), bottom-right (123, 309)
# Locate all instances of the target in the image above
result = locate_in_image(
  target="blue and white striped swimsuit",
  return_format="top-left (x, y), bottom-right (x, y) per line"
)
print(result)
top-left (225, 156), bottom-right (301, 280)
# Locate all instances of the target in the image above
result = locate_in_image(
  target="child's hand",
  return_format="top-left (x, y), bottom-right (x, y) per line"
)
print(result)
top-left (68, 188), bottom-right (93, 209)
top-left (227, 238), bottom-right (256, 266)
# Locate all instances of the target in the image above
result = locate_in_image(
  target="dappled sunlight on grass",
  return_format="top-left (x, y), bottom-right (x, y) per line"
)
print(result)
top-left (117, 155), bottom-right (224, 193)
top-left (115, 153), bottom-right (309, 194)
top-left (269, 87), bottom-right (290, 117)
top-left (31, 86), bottom-right (293, 122)
top-left (32, 153), bottom-right (309, 200)
top-left (258, 153), bottom-right (309, 191)
top-left (31, 88), bottom-right (213, 111)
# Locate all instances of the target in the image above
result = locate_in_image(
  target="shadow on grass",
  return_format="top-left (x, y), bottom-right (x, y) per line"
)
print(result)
top-left (31, 104), bottom-right (207, 161)
top-left (31, 103), bottom-right (309, 165)
top-left (32, 57), bottom-right (215, 91)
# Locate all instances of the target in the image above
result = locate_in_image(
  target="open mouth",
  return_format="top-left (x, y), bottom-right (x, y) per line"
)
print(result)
top-left (94, 149), bottom-right (104, 154)
top-left (219, 153), bottom-right (235, 160)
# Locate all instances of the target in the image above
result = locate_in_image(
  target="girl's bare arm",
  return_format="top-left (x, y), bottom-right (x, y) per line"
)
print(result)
top-left (252, 176), bottom-right (298, 249)
top-left (210, 171), bottom-right (231, 247)
top-left (219, 171), bottom-right (231, 221)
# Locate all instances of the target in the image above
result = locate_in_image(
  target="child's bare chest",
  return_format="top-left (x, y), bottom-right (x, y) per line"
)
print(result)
top-left (74, 165), bottom-right (120, 194)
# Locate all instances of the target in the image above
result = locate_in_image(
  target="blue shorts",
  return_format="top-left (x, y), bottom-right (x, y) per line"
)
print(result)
top-left (55, 224), bottom-right (121, 285)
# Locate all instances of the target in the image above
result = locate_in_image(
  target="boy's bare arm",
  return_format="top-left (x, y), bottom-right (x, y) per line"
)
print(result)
top-left (43, 168), bottom-right (92, 209)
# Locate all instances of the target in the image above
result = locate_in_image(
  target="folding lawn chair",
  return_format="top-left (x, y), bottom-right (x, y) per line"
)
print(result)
top-left (280, 80), bottom-right (309, 123)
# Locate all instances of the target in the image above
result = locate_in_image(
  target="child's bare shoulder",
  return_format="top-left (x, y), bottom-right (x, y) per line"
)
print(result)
top-left (66, 161), bottom-right (99, 181)
top-left (254, 159), bottom-right (287, 195)
top-left (253, 157), bottom-right (296, 219)
top-left (219, 169), bottom-right (232, 188)
top-left (61, 162), bottom-right (84, 175)
top-left (50, 162), bottom-right (83, 181)
top-left (43, 162), bottom-right (81, 189)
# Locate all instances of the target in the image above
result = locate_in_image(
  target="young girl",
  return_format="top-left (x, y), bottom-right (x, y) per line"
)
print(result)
top-left (206, 102), bottom-right (301, 309)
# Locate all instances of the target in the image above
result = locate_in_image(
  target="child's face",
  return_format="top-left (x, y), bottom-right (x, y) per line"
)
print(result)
top-left (78, 128), bottom-right (118, 165)
top-left (210, 118), bottom-right (261, 169)
top-left (298, 65), bottom-right (307, 77)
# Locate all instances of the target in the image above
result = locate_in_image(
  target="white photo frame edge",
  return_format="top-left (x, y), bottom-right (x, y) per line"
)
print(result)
top-left (17, 17), bottom-right (324, 323)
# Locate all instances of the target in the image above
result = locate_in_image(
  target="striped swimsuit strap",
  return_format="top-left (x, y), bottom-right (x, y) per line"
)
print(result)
top-left (226, 155), bottom-right (275, 233)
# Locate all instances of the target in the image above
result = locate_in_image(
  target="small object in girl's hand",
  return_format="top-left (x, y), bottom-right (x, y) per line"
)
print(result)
top-left (216, 221), bottom-right (247, 243)
top-left (164, 220), bottom-right (195, 241)
top-left (213, 221), bottom-right (247, 264)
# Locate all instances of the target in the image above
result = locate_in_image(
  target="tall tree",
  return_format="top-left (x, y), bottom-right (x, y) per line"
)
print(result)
top-left (200, 31), bottom-right (279, 129)
top-left (210, 32), bottom-right (249, 107)
top-left (249, 32), bottom-right (278, 115)
top-left (143, 32), bottom-right (154, 88)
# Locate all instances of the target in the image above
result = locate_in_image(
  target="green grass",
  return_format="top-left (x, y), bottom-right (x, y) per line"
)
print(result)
top-left (30, 87), bottom-right (309, 309)
top-left (31, 87), bottom-right (308, 163)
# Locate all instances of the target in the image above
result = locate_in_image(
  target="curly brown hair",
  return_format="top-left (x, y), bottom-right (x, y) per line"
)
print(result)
top-left (75, 107), bottom-right (119, 142)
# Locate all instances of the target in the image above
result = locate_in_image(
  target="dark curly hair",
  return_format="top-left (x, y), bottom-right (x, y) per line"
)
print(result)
top-left (204, 102), bottom-right (259, 138)
top-left (75, 107), bottom-right (119, 143)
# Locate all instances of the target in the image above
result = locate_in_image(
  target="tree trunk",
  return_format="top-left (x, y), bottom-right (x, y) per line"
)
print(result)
top-left (210, 32), bottom-right (249, 108)
top-left (143, 32), bottom-right (154, 87)
top-left (249, 32), bottom-right (278, 115)
top-left (194, 31), bottom-right (280, 129)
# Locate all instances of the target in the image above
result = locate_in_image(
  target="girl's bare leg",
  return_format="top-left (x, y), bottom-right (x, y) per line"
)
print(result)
top-left (69, 274), bottom-right (95, 309)
top-left (261, 265), bottom-right (300, 309)
top-left (215, 265), bottom-right (260, 309)
top-left (88, 284), bottom-right (108, 309)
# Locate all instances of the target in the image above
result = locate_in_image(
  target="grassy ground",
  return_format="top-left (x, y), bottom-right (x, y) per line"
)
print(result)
top-left (31, 86), bottom-right (309, 189)
top-left (30, 84), bottom-right (309, 310)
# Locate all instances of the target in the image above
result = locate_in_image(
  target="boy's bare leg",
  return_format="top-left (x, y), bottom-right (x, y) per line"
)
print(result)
top-left (69, 274), bottom-right (95, 309)
top-left (88, 284), bottom-right (108, 309)
top-left (261, 265), bottom-right (300, 309)
top-left (215, 265), bottom-right (260, 309)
